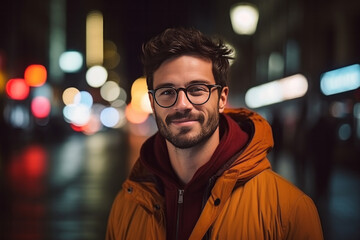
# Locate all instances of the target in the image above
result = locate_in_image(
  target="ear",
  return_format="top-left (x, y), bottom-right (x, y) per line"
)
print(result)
top-left (218, 86), bottom-right (229, 113)
top-left (148, 92), bottom-right (156, 113)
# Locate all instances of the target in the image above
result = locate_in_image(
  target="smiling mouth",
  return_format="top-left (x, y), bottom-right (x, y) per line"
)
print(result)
top-left (165, 112), bottom-right (204, 126)
top-left (170, 118), bottom-right (198, 126)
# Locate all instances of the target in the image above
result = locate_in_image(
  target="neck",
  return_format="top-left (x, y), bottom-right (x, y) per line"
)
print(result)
top-left (166, 128), bottom-right (220, 185)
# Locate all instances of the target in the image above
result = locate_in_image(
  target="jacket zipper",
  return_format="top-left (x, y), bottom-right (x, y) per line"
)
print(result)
top-left (175, 189), bottom-right (184, 240)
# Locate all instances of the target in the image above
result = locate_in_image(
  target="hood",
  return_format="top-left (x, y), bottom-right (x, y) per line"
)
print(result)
top-left (221, 108), bottom-right (273, 183)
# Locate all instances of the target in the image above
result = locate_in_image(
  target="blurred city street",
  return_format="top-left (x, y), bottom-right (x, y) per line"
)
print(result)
top-left (1, 0), bottom-right (360, 239)
top-left (1, 127), bottom-right (360, 240)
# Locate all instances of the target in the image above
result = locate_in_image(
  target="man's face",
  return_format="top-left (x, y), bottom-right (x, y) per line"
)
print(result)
top-left (149, 55), bottom-right (228, 149)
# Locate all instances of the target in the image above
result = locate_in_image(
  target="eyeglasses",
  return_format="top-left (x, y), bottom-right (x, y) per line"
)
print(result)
top-left (148, 83), bottom-right (222, 108)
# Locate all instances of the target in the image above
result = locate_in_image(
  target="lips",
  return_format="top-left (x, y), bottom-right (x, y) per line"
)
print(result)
top-left (165, 112), bottom-right (203, 125)
top-left (168, 117), bottom-right (198, 125)
top-left (170, 118), bottom-right (198, 125)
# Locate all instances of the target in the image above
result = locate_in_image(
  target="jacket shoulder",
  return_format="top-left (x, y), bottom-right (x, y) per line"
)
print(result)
top-left (255, 169), bottom-right (305, 197)
top-left (245, 169), bottom-right (313, 214)
top-left (210, 169), bottom-right (323, 239)
top-left (238, 169), bottom-right (323, 239)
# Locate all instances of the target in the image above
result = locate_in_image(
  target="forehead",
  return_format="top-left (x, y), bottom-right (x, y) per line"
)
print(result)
top-left (153, 55), bottom-right (215, 88)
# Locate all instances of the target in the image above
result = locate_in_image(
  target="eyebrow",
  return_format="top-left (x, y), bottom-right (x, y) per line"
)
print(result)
top-left (154, 80), bottom-right (212, 89)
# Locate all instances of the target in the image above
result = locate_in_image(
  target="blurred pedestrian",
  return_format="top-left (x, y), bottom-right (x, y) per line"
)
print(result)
top-left (106, 27), bottom-right (323, 240)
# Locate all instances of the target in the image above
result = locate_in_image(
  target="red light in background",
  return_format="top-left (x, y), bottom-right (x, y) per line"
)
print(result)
top-left (7, 145), bottom-right (47, 196)
top-left (23, 145), bottom-right (47, 178)
top-left (70, 123), bottom-right (84, 132)
top-left (31, 96), bottom-right (51, 118)
top-left (6, 78), bottom-right (30, 100)
top-left (24, 64), bottom-right (47, 87)
top-left (5, 144), bottom-right (48, 239)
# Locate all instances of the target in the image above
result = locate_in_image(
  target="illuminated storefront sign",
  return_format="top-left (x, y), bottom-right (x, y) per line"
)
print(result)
top-left (320, 64), bottom-right (360, 96)
top-left (245, 74), bottom-right (308, 108)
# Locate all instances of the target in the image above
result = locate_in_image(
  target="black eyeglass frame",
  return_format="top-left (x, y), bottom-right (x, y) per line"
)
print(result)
top-left (148, 84), bottom-right (222, 108)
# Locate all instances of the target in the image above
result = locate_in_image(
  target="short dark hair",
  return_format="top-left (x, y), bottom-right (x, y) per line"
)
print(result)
top-left (142, 27), bottom-right (233, 90)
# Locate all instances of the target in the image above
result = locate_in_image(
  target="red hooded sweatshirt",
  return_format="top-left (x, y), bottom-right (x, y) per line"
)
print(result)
top-left (140, 114), bottom-right (249, 240)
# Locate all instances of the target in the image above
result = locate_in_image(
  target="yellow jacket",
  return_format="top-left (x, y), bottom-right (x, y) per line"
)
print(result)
top-left (106, 108), bottom-right (323, 240)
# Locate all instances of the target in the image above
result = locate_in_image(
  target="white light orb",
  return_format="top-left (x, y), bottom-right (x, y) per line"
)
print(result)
top-left (86, 65), bottom-right (108, 88)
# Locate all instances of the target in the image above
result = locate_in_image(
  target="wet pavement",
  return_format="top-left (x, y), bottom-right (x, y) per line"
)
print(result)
top-left (1, 130), bottom-right (359, 240)
top-left (1, 131), bottom-right (128, 240)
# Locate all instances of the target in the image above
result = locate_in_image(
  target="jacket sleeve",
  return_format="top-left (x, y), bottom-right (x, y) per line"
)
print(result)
top-left (285, 194), bottom-right (324, 240)
top-left (105, 191), bottom-right (123, 240)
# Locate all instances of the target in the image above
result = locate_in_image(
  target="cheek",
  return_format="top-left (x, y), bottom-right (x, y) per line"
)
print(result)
top-left (199, 104), bottom-right (218, 121)
top-left (153, 106), bottom-right (167, 120)
top-left (208, 97), bottom-right (221, 113)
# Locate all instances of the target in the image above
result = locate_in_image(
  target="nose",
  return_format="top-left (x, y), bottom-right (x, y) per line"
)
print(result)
top-left (174, 89), bottom-right (192, 110)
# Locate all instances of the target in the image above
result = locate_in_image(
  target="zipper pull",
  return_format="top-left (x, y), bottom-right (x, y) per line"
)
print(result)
top-left (178, 189), bottom-right (184, 204)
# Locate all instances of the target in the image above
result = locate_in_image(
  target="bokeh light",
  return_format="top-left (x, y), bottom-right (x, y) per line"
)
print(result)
top-left (230, 3), bottom-right (259, 35)
top-left (81, 113), bottom-right (102, 135)
top-left (268, 52), bottom-right (285, 79)
top-left (6, 78), bottom-right (30, 100)
top-left (62, 87), bottom-right (80, 105)
top-left (86, 65), bottom-right (108, 88)
top-left (63, 91), bottom-right (93, 126)
top-left (33, 83), bottom-right (53, 98)
top-left (104, 40), bottom-right (120, 69)
top-left (74, 91), bottom-right (93, 108)
top-left (3, 104), bottom-right (30, 129)
top-left (330, 101), bottom-right (349, 118)
top-left (86, 11), bottom-right (103, 66)
top-left (22, 145), bottom-right (47, 178)
top-left (245, 74), bottom-right (308, 108)
top-left (100, 107), bottom-right (120, 128)
top-left (4, 104), bottom-right (30, 128)
top-left (111, 99), bottom-right (126, 108)
top-left (63, 104), bottom-right (91, 126)
top-left (59, 51), bottom-right (83, 73)
top-left (81, 103), bottom-right (105, 134)
top-left (24, 64), bottom-right (47, 87)
top-left (100, 81), bottom-right (120, 102)
top-left (141, 94), bottom-right (152, 113)
top-left (31, 96), bottom-right (51, 118)
top-left (107, 70), bottom-right (121, 83)
top-left (7, 145), bottom-right (47, 196)
top-left (320, 64), bottom-right (360, 96)
top-left (131, 77), bottom-right (152, 113)
top-left (70, 124), bottom-right (83, 132)
top-left (125, 103), bottom-right (149, 124)
top-left (338, 123), bottom-right (352, 141)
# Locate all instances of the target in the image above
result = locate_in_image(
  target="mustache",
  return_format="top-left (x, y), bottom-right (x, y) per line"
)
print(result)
top-left (165, 111), bottom-right (204, 125)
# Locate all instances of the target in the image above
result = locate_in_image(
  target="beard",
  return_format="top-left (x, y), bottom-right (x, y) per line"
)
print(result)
top-left (154, 109), bottom-right (219, 149)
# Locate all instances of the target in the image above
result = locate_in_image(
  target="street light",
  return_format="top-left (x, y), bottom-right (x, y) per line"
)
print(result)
top-left (230, 3), bottom-right (259, 35)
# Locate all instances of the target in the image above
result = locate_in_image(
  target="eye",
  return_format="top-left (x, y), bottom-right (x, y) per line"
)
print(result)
top-left (187, 85), bottom-right (208, 95)
top-left (157, 88), bottom-right (176, 96)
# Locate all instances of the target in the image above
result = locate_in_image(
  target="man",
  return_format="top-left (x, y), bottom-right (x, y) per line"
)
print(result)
top-left (106, 27), bottom-right (323, 240)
